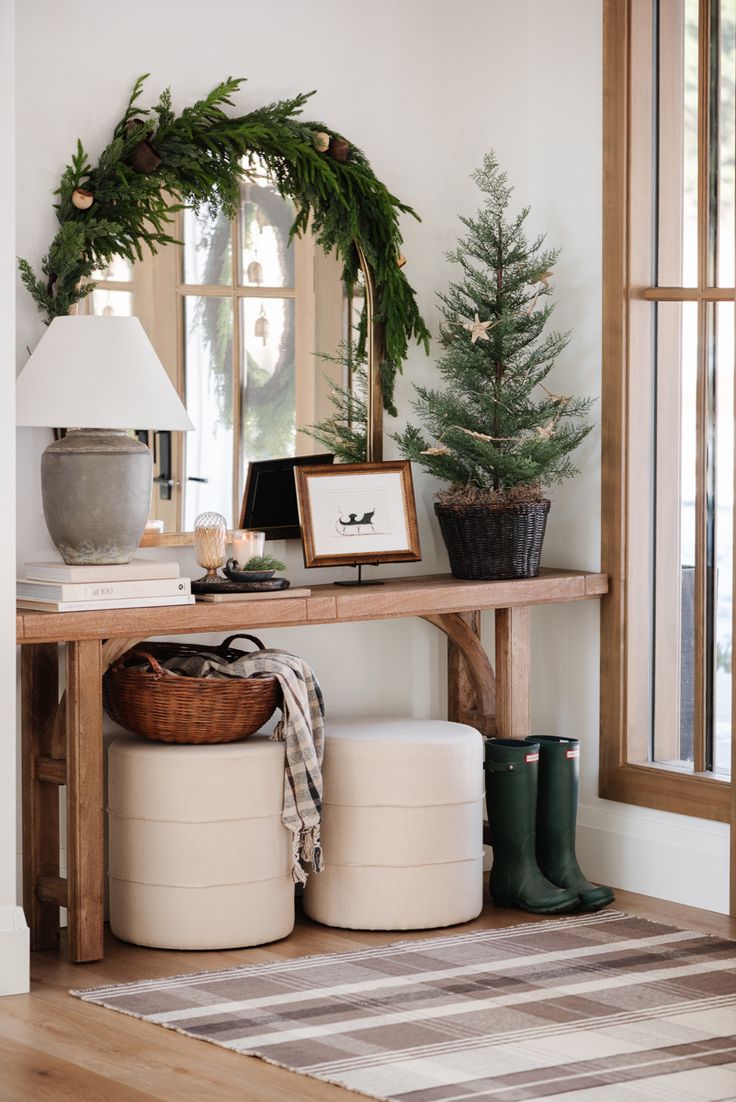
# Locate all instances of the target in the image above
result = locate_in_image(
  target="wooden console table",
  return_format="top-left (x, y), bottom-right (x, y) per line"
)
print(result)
top-left (17, 568), bottom-right (607, 962)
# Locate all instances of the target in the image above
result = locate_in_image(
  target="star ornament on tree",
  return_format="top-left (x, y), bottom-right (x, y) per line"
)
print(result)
top-left (462, 313), bottom-right (495, 344)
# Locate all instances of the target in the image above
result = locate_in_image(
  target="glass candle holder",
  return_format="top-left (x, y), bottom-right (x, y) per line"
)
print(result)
top-left (194, 511), bottom-right (228, 580)
top-left (230, 529), bottom-right (266, 568)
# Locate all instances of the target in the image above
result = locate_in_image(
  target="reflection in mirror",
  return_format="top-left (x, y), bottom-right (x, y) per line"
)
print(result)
top-left (81, 160), bottom-right (365, 535)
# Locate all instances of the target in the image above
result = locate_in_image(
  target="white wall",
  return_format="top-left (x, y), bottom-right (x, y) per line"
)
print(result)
top-left (11, 0), bottom-right (729, 972)
top-left (2, 0), bottom-right (29, 996)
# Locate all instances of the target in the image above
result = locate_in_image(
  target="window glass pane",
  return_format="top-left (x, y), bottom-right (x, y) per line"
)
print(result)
top-left (89, 288), bottom-right (133, 316)
top-left (652, 301), bottom-right (698, 768)
top-left (91, 256), bottom-right (133, 282)
top-left (240, 298), bottom-right (296, 464)
top-left (656, 0), bottom-right (699, 286)
top-left (239, 170), bottom-right (296, 288)
top-left (182, 296), bottom-right (234, 529)
top-left (717, 0), bottom-right (736, 285)
top-left (713, 301), bottom-right (734, 775)
top-left (183, 207), bottom-right (232, 286)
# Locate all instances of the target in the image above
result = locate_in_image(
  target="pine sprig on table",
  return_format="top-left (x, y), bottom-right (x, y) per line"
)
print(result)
top-left (395, 151), bottom-right (593, 503)
top-left (240, 555), bottom-right (287, 573)
top-left (18, 75), bottom-right (429, 413)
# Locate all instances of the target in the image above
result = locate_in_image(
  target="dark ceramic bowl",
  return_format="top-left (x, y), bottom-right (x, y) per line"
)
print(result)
top-left (224, 561), bottom-right (276, 583)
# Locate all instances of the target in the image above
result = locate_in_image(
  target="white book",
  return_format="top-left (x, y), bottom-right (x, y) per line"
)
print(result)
top-left (24, 558), bottom-right (181, 583)
top-left (17, 594), bottom-right (195, 614)
top-left (17, 577), bottom-right (191, 602)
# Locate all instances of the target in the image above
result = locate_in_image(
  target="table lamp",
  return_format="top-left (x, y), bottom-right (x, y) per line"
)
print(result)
top-left (16, 315), bottom-right (194, 565)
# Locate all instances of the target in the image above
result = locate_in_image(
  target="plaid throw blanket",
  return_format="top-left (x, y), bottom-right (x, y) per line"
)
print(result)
top-left (161, 648), bottom-right (325, 884)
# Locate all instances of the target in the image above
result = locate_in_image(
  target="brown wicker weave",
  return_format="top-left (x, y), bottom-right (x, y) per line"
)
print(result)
top-left (434, 499), bottom-right (550, 580)
top-left (103, 634), bottom-right (281, 744)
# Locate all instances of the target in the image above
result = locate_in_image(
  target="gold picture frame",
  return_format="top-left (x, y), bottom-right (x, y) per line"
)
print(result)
top-left (295, 461), bottom-right (421, 570)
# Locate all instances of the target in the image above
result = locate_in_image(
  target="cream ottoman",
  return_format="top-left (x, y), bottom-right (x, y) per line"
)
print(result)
top-left (107, 735), bottom-right (294, 949)
top-left (304, 719), bottom-right (484, 930)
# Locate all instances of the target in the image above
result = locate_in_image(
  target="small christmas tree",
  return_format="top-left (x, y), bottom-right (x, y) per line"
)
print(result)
top-left (396, 153), bottom-right (592, 506)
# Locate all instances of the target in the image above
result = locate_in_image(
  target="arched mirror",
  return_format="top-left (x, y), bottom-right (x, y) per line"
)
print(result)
top-left (79, 160), bottom-right (381, 544)
top-left (20, 78), bottom-right (431, 550)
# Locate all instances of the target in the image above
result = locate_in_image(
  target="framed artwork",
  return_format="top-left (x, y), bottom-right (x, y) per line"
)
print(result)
top-left (295, 461), bottom-right (421, 569)
top-left (239, 454), bottom-right (334, 540)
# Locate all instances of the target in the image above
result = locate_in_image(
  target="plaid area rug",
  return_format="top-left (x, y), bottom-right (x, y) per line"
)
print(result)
top-left (72, 911), bottom-right (736, 1102)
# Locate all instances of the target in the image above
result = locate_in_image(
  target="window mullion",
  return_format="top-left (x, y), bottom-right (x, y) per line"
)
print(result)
top-left (697, 0), bottom-right (713, 292)
top-left (232, 209), bottom-right (242, 526)
top-left (694, 298), bottom-right (716, 772)
top-left (691, 0), bottom-right (712, 773)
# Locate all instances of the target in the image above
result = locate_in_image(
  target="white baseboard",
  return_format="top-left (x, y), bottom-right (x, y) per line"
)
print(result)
top-left (576, 802), bottom-right (730, 915)
top-left (0, 905), bottom-right (29, 995)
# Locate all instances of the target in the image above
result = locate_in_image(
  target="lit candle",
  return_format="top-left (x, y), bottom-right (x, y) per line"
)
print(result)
top-left (230, 529), bottom-right (266, 568)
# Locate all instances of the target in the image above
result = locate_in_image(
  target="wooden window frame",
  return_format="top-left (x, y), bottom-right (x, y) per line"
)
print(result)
top-left (177, 203), bottom-right (343, 527)
top-left (600, 0), bottom-right (734, 864)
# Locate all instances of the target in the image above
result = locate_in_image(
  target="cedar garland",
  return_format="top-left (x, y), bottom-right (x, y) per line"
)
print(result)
top-left (18, 75), bottom-right (430, 414)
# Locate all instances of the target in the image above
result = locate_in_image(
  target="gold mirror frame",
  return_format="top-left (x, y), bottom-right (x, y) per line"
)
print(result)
top-left (355, 242), bottom-right (384, 466)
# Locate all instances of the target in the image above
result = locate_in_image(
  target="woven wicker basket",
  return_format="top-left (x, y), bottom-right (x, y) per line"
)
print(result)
top-left (434, 499), bottom-right (550, 580)
top-left (103, 634), bottom-right (281, 744)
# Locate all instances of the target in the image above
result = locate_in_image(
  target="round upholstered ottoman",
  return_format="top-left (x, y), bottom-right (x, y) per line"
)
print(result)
top-left (304, 719), bottom-right (484, 930)
top-left (107, 735), bottom-right (294, 949)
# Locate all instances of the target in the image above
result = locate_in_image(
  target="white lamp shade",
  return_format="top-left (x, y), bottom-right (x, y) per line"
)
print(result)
top-left (16, 316), bottom-right (194, 430)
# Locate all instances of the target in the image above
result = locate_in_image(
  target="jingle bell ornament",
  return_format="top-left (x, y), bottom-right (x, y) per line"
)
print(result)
top-left (126, 118), bottom-right (162, 174)
top-left (247, 260), bottom-right (263, 285)
top-left (254, 307), bottom-right (269, 346)
top-left (328, 137), bottom-right (350, 162)
top-left (72, 188), bottom-right (94, 211)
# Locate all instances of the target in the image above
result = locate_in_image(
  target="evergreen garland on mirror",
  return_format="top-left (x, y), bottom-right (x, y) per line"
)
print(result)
top-left (18, 75), bottom-right (429, 414)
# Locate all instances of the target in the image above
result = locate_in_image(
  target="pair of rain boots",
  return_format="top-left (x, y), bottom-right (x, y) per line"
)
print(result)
top-left (484, 736), bottom-right (614, 915)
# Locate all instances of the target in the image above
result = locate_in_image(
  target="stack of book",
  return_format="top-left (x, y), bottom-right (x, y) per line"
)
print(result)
top-left (17, 558), bottom-right (194, 613)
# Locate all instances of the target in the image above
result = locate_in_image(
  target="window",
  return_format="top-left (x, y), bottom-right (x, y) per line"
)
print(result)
top-left (601, 0), bottom-right (734, 823)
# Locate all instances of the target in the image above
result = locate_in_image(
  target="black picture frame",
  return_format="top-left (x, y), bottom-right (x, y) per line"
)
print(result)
top-left (239, 454), bottom-right (335, 540)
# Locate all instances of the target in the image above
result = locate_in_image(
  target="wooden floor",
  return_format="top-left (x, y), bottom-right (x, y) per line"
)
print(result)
top-left (0, 890), bottom-right (733, 1102)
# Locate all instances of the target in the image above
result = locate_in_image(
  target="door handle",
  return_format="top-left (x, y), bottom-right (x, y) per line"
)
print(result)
top-left (154, 430), bottom-right (173, 501)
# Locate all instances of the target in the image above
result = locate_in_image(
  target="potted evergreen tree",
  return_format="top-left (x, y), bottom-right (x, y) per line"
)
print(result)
top-left (396, 153), bottom-right (592, 580)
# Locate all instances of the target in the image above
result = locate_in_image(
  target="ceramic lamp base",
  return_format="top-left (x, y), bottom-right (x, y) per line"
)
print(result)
top-left (41, 429), bottom-right (153, 565)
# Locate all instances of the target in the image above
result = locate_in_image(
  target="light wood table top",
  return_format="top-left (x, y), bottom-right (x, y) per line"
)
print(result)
top-left (16, 568), bottom-right (608, 643)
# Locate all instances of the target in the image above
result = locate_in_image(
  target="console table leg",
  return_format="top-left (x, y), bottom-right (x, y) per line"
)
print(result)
top-left (448, 610), bottom-right (479, 722)
top-left (422, 611), bottom-right (496, 735)
top-left (21, 644), bottom-right (61, 951)
top-left (65, 638), bottom-right (104, 963)
top-left (495, 606), bottom-right (531, 740)
top-left (447, 611), bottom-right (497, 736)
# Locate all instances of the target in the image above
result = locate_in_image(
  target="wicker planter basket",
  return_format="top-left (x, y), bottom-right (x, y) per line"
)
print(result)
top-left (434, 499), bottom-right (550, 580)
top-left (103, 634), bottom-right (281, 744)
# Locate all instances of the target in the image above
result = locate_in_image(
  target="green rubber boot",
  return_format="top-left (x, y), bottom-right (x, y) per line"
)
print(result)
top-left (529, 736), bottom-right (614, 912)
top-left (485, 739), bottom-right (580, 914)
